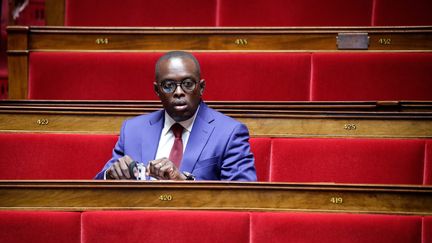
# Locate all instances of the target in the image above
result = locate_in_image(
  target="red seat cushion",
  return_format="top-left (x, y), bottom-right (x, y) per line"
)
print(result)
top-left (0, 76), bottom-right (7, 99)
top-left (82, 211), bottom-right (249, 243)
top-left (251, 212), bottom-right (422, 243)
top-left (198, 52), bottom-right (311, 101)
top-left (250, 138), bottom-right (271, 182)
top-left (425, 141), bottom-right (432, 185)
top-left (0, 211), bottom-right (81, 243)
top-left (424, 216), bottom-right (432, 243)
top-left (373, 0), bottom-right (432, 26)
top-left (66, 0), bottom-right (216, 26)
top-left (0, 133), bottom-right (117, 179)
top-left (270, 138), bottom-right (426, 184)
top-left (219, 0), bottom-right (372, 26)
top-left (311, 53), bottom-right (432, 101)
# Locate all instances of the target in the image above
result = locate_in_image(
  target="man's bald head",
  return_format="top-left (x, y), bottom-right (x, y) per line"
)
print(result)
top-left (155, 51), bottom-right (201, 81)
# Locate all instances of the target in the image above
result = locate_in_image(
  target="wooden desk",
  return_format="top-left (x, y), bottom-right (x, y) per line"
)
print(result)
top-left (0, 181), bottom-right (431, 215)
top-left (8, 26), bottom-right (432, 52)
top-left (1, 100), bottom-right (431, 137)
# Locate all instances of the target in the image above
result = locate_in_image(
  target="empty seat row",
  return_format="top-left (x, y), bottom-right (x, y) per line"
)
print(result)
top-left (58, 0), bottom-right (432, 26)
top-left (0, 210), bottom-right (430, 243)
top-left (0, 133), bottom-right (430, 184)
top-left (27, 52), bottom-right (432, 101)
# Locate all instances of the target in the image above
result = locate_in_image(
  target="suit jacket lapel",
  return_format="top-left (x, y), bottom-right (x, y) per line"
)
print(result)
top-left (181, 103), bottom-right (215, 173)
top-left (141, 111), bottom-right (164, 165)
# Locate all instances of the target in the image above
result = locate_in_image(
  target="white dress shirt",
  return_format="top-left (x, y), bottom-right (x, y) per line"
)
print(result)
top-left (155, 105), bottom-right (200, 160)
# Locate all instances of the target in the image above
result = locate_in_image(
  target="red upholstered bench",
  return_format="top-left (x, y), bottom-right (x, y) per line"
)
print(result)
top-left (29, 52), bottom-right (160, 100)
top-left (81, 211), bottom-right (426, 243)
top-left (218, 0), bottom-right (373, 26)
top-left (61, 0), bottom-right (432, 27)
top-left (0, 211), bottom-right (81, 243)
top-left (426, 141), bottom-right (432, 185)
top-left (373, 0), bottom-right (432, 26)
top-left (424, 216), bottom-right (432, 243)
top-left (65, 0), bottom-right (217, 26)
top-left (0, 133), bottom-right (270, 181)
top-left (29, 51), bottom-right (432, 101)
top-left (251, 212), bottom-right (422, 243)
top-left (28, 52), bottom-right (311, 101)
top-left (311, 52), bottom-right (432, 101)
top-left (270, 138), bottom-right (427, 184)
top-left (81, 211), bottom-right (250, 243)
top-left (0, 133), bottom-right (117, 179)
top-left (250, 138), bottom-right (271, 182)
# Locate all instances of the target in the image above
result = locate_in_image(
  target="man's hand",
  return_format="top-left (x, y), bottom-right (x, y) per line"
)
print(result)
top-left (147, 158), bottom-right (186, 180)
top-left (106, 155), bottom-right (135, 180)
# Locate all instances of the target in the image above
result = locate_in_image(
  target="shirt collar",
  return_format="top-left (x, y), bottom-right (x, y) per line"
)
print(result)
top-left (163, 103), bottom-right (200, 135)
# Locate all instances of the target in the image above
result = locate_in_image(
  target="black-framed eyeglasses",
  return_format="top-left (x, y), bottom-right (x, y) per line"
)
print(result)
top-left (159, 79), bottom-right (197, 94)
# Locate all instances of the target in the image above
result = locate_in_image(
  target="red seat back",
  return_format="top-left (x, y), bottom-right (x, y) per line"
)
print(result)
top-left (425, 141), bottom-right (432, 185)
top-left (373, 0), bottom-right (432, 26)
top-left (251, 212), bottom-right (422, 243)
top-left (218, 0), bottom-right (373, 26)
top-left (29, 52), bottom-right (311, 101)
top-left (66, 0), bottom-right (217, 26)
top-left (270, 138), bottom-right (426, 184)
top-left (82, 211), bottom-right (250, 243)
top-left (199, 52), bottom-right (311, 101)
top-left (250, 138), bottom-right (271, 182)
top-left (0, 133), bottom-right (117, 179)
top-left (0, 211), bottom-right (81, 243)
top-left (424, 216), bottom-right (432, 243)
top-left (29, 52), bottom-right (160, 100)
top-left (311, 53), bottom-right (432, 101)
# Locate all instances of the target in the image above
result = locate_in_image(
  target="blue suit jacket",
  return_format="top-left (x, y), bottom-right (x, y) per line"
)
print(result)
top-left (95, 102), bottom-right (257, 181)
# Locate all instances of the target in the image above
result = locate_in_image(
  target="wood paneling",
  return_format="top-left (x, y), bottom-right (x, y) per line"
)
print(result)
top-left (0, 181), bottom-right (431, 215)
top-left (7, 27), bottom-right (29, 99)
top-left (7, 54), bottom-right (28, 99)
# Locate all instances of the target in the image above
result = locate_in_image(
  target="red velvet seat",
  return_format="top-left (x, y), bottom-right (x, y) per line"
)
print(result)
top-left (198, 52), bottom-right (310, 101)
top-left (63, 0), bottom-right (432, 27)
top-left (29, 52), bottom-right (311, 101)
top-left (0, 73), bottom-right (6, 99)
top-left (0, 211), bottom-right (81, 243)
top-left (29, 51), bottom-right (432, 101)
top-left (29, 52), bottom-right (160, 100)
top-left (425, 141), bottom-right (432, 185)
top-left (218, 0), bottom-right (372, 26)
top-left (250, 138), bottom-right (271, 182)
top-left (82, 211), bottom-right (250, 243)
top-left (251, 212), bottom-right (422, 243)
top-left (270, 138), bottom-right (426, 184)
top-left (373, 0), bottom-right (432, 26)
top-left (0, 133), bottom-right (117, 179)
top-left (0, 132), bottom-right (269, 181)
top-left (311, 53), bottom-right (432, 101)
top-left (65, 0), bottom-right (217, 26)
top-left (424, 216), bottom-right (432, 243)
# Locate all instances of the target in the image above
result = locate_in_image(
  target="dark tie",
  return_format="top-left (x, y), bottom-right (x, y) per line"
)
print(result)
top-left (169, 123), bottom-right (184, 168)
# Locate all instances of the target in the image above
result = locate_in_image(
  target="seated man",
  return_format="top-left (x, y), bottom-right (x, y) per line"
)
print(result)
top-left (95, 51), bottom-right (256, 181)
